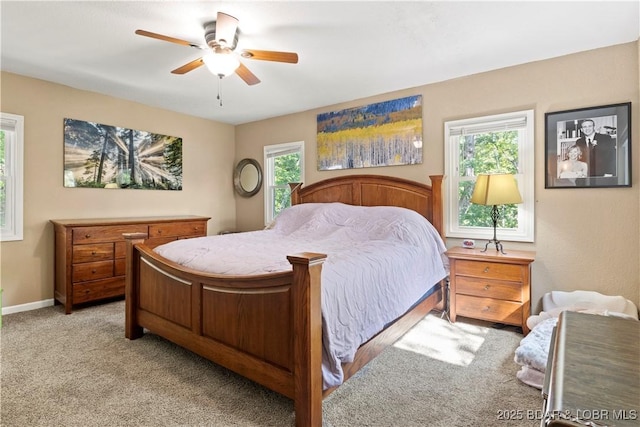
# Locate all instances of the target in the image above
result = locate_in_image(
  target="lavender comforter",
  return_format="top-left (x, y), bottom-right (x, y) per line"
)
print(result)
top-left (154, 202), bottom-right (448, 388)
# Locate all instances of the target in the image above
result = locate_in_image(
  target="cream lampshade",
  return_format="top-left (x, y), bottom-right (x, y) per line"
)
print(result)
top-left (470, 173), bottom-right (522, 254)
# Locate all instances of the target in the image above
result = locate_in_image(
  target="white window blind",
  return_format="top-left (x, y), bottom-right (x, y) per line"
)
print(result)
top-left (448, 116), bottom-right (528, 136)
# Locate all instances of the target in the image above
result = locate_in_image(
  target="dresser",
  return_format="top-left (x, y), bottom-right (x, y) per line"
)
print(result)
top-left (542, 311), bottom-right (639, 426)
top-left (51, 216), bottom-right (210, 314)
top-left (445, 246), bottom-right (535, 335)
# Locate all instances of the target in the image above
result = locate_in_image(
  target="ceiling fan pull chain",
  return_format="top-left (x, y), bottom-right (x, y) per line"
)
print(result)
top-left (217, 75), bottom-right (223, 107)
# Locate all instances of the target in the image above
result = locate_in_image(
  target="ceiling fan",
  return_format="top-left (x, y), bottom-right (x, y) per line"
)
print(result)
top-left (135, 11), bottom-right (299, 86)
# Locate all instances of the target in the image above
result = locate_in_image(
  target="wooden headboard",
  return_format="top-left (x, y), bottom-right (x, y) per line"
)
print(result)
top-left (289, 174), bottom-right (444, 238)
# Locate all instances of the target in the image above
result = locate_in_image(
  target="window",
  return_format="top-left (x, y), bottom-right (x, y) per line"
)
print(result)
top-left (263, 141), bottom-right (304, 225)
top-left (444, 110), bottom-right (534, 242)
top-left (0, 112), bottom-right (24, 242)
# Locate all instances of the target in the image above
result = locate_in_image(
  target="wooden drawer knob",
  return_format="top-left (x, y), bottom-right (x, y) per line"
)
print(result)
top-left (483, 285), bottom-right (490, 291)
top-left (85, 234), bottom-right (91, 239)
top-left (91, 269), bottom-right (97, 274)
top-left (483, 267), bottom-right (490, 273)
top-left (482, 306), bottom-right (491, 312)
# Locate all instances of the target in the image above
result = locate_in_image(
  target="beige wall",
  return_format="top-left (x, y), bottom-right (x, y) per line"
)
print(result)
top-left (0, 72), bottom-right (236, 308)
top-left (2, 42), bottom-right (638, 313)
top-left (235, 42), bottom-right (640, 312)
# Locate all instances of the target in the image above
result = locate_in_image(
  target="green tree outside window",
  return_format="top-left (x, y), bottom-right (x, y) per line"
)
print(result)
top-left (458, 131), bottom-right (519, 229)
top-left (273, 152), bottom-right (301, 217)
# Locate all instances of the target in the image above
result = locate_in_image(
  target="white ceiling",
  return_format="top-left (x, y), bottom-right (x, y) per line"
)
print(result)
top-left (1, 1), bottom-right (638, 125)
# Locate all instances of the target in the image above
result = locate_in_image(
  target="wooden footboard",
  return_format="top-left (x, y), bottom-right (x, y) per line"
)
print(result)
top-left (124, 233), bottom-right (326, 426)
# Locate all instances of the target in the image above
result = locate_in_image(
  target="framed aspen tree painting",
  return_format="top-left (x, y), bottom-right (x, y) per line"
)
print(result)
top-left (316, 95), bottom-right (423, 170)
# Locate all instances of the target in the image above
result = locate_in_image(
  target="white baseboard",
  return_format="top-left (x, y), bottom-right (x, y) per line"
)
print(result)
top-left (2, 299), bottom-right (55, 316)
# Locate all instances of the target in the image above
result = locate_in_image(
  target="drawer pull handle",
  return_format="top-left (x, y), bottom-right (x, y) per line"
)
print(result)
top-left (483, 267), bottom-right (490, 273)
top-left (85, 234), bottom-right (91, 239)
top-left (482, 306), bottom-right (491, 312)
top-left (483, 285), bottom-right (490, 291)
top-left (157, 230), bottom-right (162, 234)
top-left (91, 251), bottom-right (96, 255)
top-left (91, 269), bottom-right (96, 274)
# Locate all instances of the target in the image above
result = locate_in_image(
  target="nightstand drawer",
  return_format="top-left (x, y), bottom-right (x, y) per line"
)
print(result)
top-left (456, 295), bottom-right (523, 325)
top-left (455, 276), bottom-right (523, 302)
top-left (455, 259), bottom-right (524, 282)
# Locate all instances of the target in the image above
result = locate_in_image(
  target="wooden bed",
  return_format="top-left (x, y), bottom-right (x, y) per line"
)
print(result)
top-left (124, 174), bottom-right (445, 427)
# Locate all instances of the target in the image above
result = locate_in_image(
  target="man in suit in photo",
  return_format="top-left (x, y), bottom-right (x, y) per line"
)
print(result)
top-left (575, 119), bottom-right (617, 177)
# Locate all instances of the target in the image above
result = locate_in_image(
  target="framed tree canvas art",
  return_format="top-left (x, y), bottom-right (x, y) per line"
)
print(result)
top-left (63, 118), bottom-right (182, 190)
top-left (545, 103), bottom-right (631, 188)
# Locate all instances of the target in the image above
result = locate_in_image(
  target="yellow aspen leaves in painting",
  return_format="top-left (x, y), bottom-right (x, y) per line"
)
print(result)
top-left (316, 95), bottom-right (423, 170)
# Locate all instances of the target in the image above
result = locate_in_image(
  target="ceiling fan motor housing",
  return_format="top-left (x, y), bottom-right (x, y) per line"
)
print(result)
top-left (204, 22), bottom-right (238, 50)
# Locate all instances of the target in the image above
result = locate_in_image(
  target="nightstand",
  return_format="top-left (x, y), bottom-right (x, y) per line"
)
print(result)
top-left (445, 246), bottom-right (535, 335)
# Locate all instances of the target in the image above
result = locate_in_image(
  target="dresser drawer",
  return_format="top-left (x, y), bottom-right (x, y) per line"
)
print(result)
top-left (72, 243), bottom-right (114, 263)
top-left (455, 259), bottom-right (524, 282)
top-left (52, 216), bottom-right (210, 313)
top-left (455, 276), bottom-right (523, 302)
top-left (148, 221), bottom-right (206, 239)
top-left (145, 236), bottom-right (179, 249)
top-left (114, 258), bottom-right (126, 277)
top-left (73, 225), bottom-right (148, 244)
top-left (456, 294), bottom-right (523, 325)
top-left (72, 260), bottom-right (114, 282)
top-left (73, 277), bottom-right (125, 304)
top-left (114, 241), bottom-right (126, 259)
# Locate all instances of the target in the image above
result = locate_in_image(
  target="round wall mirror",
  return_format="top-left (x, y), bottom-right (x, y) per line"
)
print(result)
top-left (233, 158), bottom-right (263, 197)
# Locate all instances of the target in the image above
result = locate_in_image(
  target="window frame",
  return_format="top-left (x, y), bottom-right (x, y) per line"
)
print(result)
top-left (0, 112), bottom-right (25, 242)
top-left (444, 109), bottom-right (534, 242)
top-left (263, 141), bottom-right (304, 226)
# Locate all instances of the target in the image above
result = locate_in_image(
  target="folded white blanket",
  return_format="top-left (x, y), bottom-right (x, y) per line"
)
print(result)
top-left (514, 291), bottom-right (639, 390)
top-left (516, 365), bottom-right (546, 390)
top-left (528, 290), bottom-right (638, 330)
top-left (514, 317), bottom-right (557, 373)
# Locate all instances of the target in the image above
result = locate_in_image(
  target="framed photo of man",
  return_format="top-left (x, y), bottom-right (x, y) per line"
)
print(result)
top-left (545, 102), bottom-right (631, 188)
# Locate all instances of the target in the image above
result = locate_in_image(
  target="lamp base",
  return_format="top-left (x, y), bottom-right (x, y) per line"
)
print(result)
top-left (480, 239), bottom-right (507, 255)
top-left (480, 204), bottom-right (508, 255)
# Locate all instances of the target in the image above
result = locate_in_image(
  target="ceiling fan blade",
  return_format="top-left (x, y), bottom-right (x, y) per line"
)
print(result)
top-left (171, 58), bottom-right (204, 74)
top-left (215, 12), bottom-right (239, 46)
top-left (135, 29), bottom-right (203, 49)
top-left (240, 49), bottom-right (298, 64)
top-left (235, 63), bottom-right (261, 85)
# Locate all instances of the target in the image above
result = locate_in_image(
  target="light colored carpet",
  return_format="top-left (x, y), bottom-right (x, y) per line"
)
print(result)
top-left (1, 300), bottom-right (541, 426)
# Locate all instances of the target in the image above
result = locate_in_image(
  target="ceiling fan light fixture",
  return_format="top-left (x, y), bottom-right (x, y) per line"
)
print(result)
top-left (203, 51), bottom-right (240, 77)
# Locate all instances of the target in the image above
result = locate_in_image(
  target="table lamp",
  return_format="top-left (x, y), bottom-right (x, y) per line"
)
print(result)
top-left (470, 173), bottom-right (522, 254)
